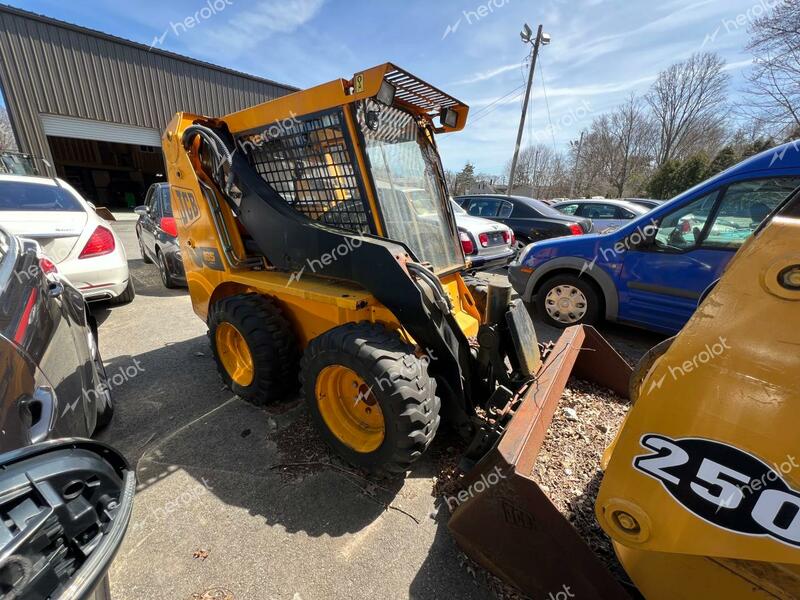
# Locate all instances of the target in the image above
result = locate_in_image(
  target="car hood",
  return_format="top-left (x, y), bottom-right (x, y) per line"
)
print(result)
top-left (0, 211), bottom-right (88, 262)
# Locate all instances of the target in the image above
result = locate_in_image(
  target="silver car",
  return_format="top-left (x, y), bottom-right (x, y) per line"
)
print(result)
top-left (451, 200), bottom-right (515, 268)
top-left (551, 199), bottom-right (648, 233)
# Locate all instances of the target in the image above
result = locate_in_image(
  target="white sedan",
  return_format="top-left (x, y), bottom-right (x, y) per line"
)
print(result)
top-left (0, 174), bottom-right (133, 304)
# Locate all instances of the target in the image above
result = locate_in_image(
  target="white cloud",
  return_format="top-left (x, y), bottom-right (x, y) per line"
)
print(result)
top-left (203, 0), bottom-right (325, 54)
top-left (452, 62), bottom-right (524, 85)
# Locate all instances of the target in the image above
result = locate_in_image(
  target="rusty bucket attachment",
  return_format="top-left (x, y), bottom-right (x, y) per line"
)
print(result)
top-left (449, 325), bottom-right (633, 598)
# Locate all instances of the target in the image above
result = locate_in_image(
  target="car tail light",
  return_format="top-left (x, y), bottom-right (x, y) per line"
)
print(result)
top-left (479, 233), bottom-right (490, 247)
top-left (159, 217), bottom-right (179, 238)
top-left (38, 256), bottom-right (58, 275)
top-left (79, 226), bottom-right (116, 259)
top-left (568, 223), bottom-right (584, 236)
top-left (502, 230), bottom-right (514, 246)
top-left (459, 231), bottom-right (475, 255)
top-left (14, 287), bottom-right (38, 345)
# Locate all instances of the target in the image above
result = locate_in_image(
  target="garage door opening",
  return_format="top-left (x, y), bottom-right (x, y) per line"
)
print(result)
top-left (47, 136), bottom-right (166, 209)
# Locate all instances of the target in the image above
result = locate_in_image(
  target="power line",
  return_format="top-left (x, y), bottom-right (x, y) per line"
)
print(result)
top-left (469, 83), bottom-right (526, 120)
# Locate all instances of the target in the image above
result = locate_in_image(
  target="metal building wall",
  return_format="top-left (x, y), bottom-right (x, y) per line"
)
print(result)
top-left (0, 5), bottom-right (296, 172)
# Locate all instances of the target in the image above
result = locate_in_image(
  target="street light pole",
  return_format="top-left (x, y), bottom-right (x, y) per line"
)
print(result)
top-left (507, 23), bottom-right (547, 197)
top-left (569, 130), bottom-right (585, 198)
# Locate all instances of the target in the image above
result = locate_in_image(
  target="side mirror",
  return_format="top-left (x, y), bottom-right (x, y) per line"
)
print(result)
top-left (133, 205), bottom-right (148, 217)
top-left (0, 439), bottom-right (134, 599)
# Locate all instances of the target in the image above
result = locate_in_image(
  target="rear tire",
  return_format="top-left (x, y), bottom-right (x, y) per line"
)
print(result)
top-left (536, 273), bottom-right (601, 328)
top-left (300, 322), bottom-right (440, 477)
top-left (157, 250), bottom-right (178, 289)
top-left (110, 279), bottom-right (136, 305)
top-left (138, 235), bottom-right (152, 264)
top-left (89, 335), bottom-right (114, 432)
top-left (209, 294), bottom-right (299, 405)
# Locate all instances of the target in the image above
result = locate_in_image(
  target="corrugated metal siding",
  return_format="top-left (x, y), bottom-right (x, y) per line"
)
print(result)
top-left (0, 6), bottom-right (295, 173)
top-left (41, 114), bottom-right (162, 146)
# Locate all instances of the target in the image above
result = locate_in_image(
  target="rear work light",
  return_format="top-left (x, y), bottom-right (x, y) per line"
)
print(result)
top-left (479, 233), bottom-right (490, 247)
top-left (159, 217), bottom-right (179, 238)
top-left (568, 223), bottom-right (584, 236)
top-left (459, 231), bottom-right (475, 255)
top-left (79, 226), bottom-right (116, 259)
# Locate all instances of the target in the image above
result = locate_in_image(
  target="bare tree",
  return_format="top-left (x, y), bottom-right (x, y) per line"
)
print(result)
top-left (505, 144), bottom-right (571, 199)
top-left (588, 96), bottom-right (655, 197)
top-left (0, 108), bottom-right (17, 151)
top-left (743, 0), bottom-right (800, 137)
top-left (646, 52), bottom-right (730, 165)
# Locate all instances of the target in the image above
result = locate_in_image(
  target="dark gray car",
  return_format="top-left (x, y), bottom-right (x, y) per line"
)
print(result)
top-left (135, 182), bottom-right (186, 288)
top-left (0, 227), bottom-right (113, 450)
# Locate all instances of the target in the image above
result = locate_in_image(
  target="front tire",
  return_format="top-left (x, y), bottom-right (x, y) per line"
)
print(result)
top-left (300, 322), bottom-right (440, 477)
top-left (536, 274), bottom-right (601, 328)
top-left (209, 294), bottom-right (299, 405)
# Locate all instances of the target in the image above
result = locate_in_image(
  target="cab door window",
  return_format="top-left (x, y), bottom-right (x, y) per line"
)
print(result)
top-left (702, 177), bottom-right (800, 249)
top-left (653, 191), bottom-right (720, 251)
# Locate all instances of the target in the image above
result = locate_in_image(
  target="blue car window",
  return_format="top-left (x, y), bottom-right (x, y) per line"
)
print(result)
top-left (654, 191), bottom-right (719, 251)
top-left (703, 177), bottom-right (800, 249)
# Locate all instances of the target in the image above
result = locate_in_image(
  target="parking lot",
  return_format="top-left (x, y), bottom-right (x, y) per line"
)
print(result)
top-left (97, 219), bottom-right (664, 600)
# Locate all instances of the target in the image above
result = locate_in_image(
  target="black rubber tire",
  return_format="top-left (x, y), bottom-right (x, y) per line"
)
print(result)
top-left (300, 322), bottom-right (440, 477)
top-left (535, 273), bottom-right (601, 328)
top-left (629, 336), bottom-right (675, 403)
top-left (110, 279), bottom-right (136, 305)
top-left (138, 234), bottom-right (152, 264)
top-left (462, 274), bottom-right (488, 321)
top-left (157, 250), bottom-right (178, 289)
top-left (209, 293), bottom-right (299, 405)
top-left (91, 339), bottom-right (114, 432)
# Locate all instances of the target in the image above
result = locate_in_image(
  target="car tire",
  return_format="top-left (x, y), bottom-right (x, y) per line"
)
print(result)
top-left (209, 293), bottom-right (300, 405)
top-left (138, 235), bottom-right (152, 264)
top-left (536, 274), bottom-right (602, 328)
top-left (300, 322), bottom-right (440, 477)
top-left (90, 337), bottom-right (114, 432)
top-left (157, 250), bottom-right (178, 289)
top-left (110, 279), bottom-right (136, 305)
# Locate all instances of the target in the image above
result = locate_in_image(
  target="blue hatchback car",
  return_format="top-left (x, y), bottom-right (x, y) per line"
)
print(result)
top-left (508, 141), bottom-right (800, 334)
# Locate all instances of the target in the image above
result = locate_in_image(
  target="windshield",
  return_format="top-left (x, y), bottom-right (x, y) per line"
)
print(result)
top-left (359, 105), bottom-right (463, 273)
top-left (0, 181), bottom-right (84, 211)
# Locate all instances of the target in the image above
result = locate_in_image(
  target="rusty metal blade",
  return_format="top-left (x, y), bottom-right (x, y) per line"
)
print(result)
top-left (448, 325), bottom-right (633, 598)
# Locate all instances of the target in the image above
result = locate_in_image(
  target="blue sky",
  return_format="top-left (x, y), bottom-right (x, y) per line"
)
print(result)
top-left (9, 0), bottom-right (768, 173)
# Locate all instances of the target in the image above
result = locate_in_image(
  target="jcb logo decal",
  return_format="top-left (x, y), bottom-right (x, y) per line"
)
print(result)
top-left (174, 188), bottom-right (200, 226)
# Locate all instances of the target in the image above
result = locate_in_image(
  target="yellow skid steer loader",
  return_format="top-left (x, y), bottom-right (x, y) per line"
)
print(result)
top-left (162, 64), bottom-right (800, 598)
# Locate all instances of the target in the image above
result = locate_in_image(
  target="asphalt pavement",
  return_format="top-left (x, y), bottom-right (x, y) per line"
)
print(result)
top-left (96, 220), bottom-right (663, 600)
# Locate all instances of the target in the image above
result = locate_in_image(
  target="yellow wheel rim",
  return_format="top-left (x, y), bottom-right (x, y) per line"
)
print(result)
top-left (215, 322), bottom-right (254, 387)
top-left (315, 365), bottom-right (385, 453)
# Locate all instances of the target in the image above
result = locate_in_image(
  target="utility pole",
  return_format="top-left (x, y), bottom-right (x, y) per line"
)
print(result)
top-left (568, 130), bottom-right (585, 198)
top-left (508, 23), bottom-right (549, 197)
